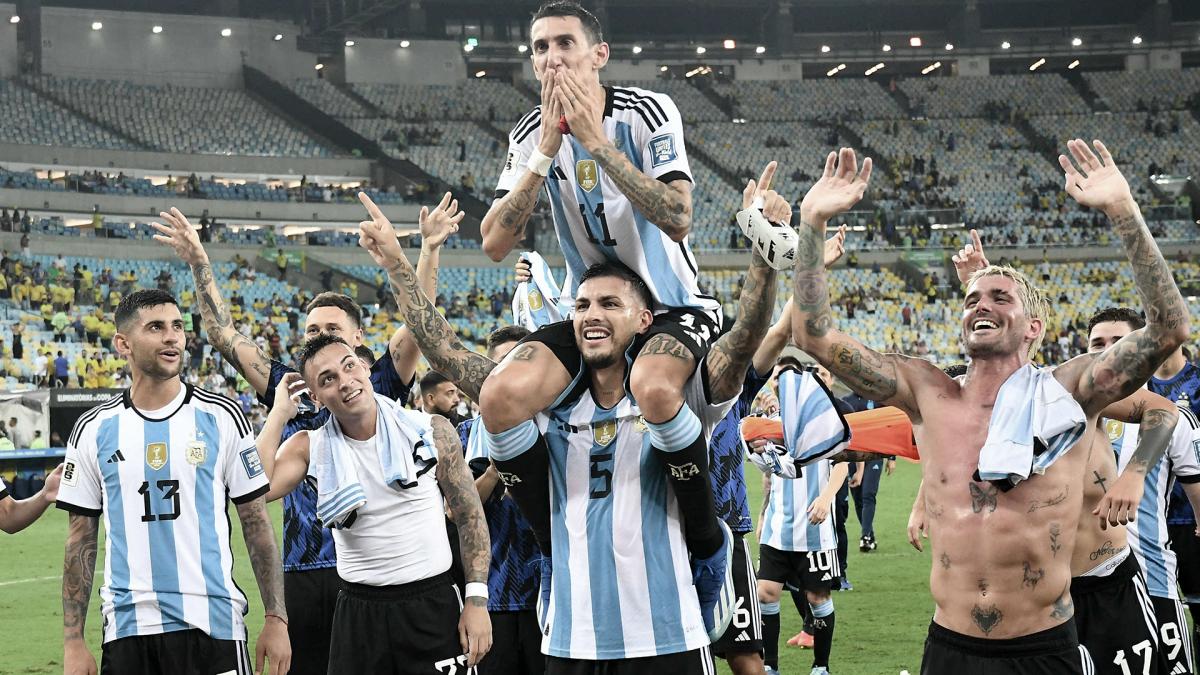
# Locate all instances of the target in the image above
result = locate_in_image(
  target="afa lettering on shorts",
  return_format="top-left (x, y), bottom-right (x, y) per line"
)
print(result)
top-left (62, 460), bottom-right (79, 487)
top-left (668, 462), bottom-right (700, 480)
top-left (498, 471), bottom-right (523, 487)
top-left (240, 447), bottom-right (264, 479)
top-left (649, 133), bottom-right (678, 167)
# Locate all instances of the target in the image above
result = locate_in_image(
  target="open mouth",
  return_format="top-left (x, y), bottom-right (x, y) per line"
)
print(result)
top-left (582, 326), bottom-right (611, 344)
top-left (158, 349), bottom-right (180, 361)
top-left (971, 319), bottom-right (998, 334)
top-left (342, 389), bottom-right (363, 403)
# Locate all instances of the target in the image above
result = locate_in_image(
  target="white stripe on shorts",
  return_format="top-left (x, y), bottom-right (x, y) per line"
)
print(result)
top-left (1175, 598), bottom-right (1196, 670)
top-left (1132, 572), bottom-right (1160, 647)
top-left (1078, 644), bottom-right (1094, 675)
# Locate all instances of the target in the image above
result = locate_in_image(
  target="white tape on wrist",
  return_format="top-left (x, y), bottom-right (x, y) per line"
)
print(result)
top-left (526, 150), bottom-right (553, 177)
top-left (465, 582), bottom-right (489, 600)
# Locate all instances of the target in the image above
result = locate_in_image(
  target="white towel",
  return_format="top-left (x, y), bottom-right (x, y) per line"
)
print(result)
top-left (976, 364), bottom-right (1087, 490)
top-left (746, 435), bottom-right (799, 479)
top-left (779, 369), bottom-right (852, 467)
top-left (310, 394), bottom-right (439, 529)
top-left (511, 251), bottom-right (570, 331)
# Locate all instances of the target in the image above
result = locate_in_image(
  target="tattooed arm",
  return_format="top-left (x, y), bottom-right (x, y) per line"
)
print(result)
top-left (0, 463), bottom-right (60, 533)
top-left (358, 193), bottom-right (497, 401)
top-left (150, 208), bottom-right (273, 395)
top-left (1053, 140), bottom-right (1190, 414)
top-left (1094, 390), bottom-right (1179, 528)
top-left (63, 513), bottom-right (99, 675)
top-left (592, 146), bottom-right (692, 240)
top-left (236, 497), bottom-right (291, 674)
top-left (792, 149), bottom-right (930, 418)
top-left (481, 170), bottom-right (545, 262)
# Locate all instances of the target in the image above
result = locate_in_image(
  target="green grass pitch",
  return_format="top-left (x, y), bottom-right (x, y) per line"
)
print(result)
top-left (3, 461), bottom-right (934, 674)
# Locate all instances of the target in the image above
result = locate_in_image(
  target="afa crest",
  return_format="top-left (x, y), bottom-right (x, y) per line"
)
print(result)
top-left (633, 416), bottom-right (649, 434)
top-left (1104, 419), bottom-right (1125, 442)
top-left (593, 420), bottom-right (617, 447)
top-left (145, 442), bottom-right (168, 471)
top-left (576, 159), bottom-right (599, 192)
top-left (528, 288), bottom-right (545, 311)
top-left (186, 438), bottom-right (208, 466)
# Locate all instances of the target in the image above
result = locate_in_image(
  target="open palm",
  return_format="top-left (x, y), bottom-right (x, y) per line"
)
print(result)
top-left (420, 191), bottom-right (466, 249)
top-left (800, 148), bottom-right (873, 224)
top-left (1059, 139), bottom-right (1132, 212)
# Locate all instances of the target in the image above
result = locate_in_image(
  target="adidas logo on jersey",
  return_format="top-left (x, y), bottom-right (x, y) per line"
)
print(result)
top-left (734, 630), bottom-right (751, 642)
top-left (106, 450), bottom-right (125, 464)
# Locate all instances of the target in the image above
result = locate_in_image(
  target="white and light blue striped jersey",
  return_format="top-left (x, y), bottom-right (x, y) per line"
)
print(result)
top-left (56, 384), bottom-right (268, 643)
top-left (778, 369), bottom-right (851, 467)
top-left (535, 363), bottom-right (735, 660)
top-left (495, 85), bottom-right (720, 325)
top-left (760, 457), bottom-right (839, 553)
top-left (1108, 404), bottom-right (1200, 600)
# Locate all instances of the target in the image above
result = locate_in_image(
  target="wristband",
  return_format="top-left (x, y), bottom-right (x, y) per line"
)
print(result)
top-left (265, 612), bottom-right (288, 625)
top-left (526, 150), bottom-right (553, 177)
top-left (464, 582), bottom-right (489, 600)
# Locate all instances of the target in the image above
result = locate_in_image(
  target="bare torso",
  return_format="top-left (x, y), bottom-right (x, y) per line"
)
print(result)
top-left (1070, 425), bottom-right (1128, 576)
top-left (915, 379), bottom-right (1091, 639)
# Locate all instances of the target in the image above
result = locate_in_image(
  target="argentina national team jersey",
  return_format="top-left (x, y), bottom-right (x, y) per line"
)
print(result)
top-left (496, 85), bottom-right (720, 325)
top-left (536, 363), bottom-right (735, 660)
top-left (760, 455), bottom-right (839, 553)
top-left (56, 384), bottom-right (269, 643)
top-left (1108, 404), bottom-right (1200, 600)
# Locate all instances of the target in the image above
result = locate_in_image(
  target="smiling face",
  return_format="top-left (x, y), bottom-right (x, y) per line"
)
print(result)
top-left (530, 15), bottom-right (609, 87)
top-left (572, 275), bottom-right (653, 370)
top-left (303, 341), bottom-right (374, 419)
top-left (962, 272), bottom-right (1044, 360)
top-left (304, 306), bottom-right (364, 347)
top-left (114, 303), bottom-right (185, 381)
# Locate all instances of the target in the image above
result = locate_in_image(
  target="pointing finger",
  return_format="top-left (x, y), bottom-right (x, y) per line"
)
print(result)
top-left (757, 161), bottom-right (778, 194)
top-left (358, 191), bottom-right (385, 220)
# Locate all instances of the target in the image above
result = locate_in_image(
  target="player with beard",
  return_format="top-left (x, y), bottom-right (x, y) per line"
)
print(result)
top-left (422, 371), bottom-right (465, 425)
top-left (791, 142), bottom-right (1191, 674)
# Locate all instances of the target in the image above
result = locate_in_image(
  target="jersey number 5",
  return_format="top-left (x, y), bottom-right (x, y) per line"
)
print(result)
top-left (139, 480), bottom-right (181, 522)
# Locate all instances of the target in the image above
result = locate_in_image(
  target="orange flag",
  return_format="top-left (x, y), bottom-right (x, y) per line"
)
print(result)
top-left (741, 407), bottom-right (919, 460)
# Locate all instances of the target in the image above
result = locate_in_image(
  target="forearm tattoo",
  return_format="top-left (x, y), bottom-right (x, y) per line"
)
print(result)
top-left (433, 419), bottom-right (491, 588)
top-left (237, 498), bottom-right (286, 617)
top-left (1123, 408), bottom-right (1176, 475)
top-left (191, 263), bottom-right (271, 381)
top-left (386, 259), bottom-right (496, 401)
top-left (794, 225), bottom-right (833, 339)
top-left (493, 174), bottom-right (542, 238)
top-left (709, 255), bottom-right (777, 402)
top-left (63, 514), bottom-right (98, 640)
top-left (591, 145), bottom-right (690, 239)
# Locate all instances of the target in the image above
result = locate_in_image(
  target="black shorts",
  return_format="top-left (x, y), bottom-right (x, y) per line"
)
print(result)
top-left (1168, 524), bottom-right (1200, 604)
top-left (520, 308), bottom-right (720, 387)
top-left (480, 609), bottom-right (544, 675)
top-left (713, 532), bottom-right (763, 658)
top-left (920, 620), bottom-right (1091, 675)
top-left (100, 629), bottom-right (252, 675)
top-left (1150, 595), bottom-right (1196, 675)
top-left (1071, 553), bottom-right (1161, 675)
top-left (328, 572), bottom-right (470, 675)
top-left (284, 566), bottom-right (341, 675)
top-left (757, 544), bottom-right (842, 594)
top-left (546, 646), bottom-right (713, 675)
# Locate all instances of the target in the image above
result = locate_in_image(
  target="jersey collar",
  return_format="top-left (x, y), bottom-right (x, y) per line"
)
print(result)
top-left (122, 382), bottom-right (193, 422)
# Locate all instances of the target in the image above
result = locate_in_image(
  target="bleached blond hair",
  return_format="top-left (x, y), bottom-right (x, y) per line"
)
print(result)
top-left (965, 265), bottom-right (1051, 360)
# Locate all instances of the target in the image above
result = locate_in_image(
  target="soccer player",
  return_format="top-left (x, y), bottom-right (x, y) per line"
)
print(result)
top-left (478, 0), bottom-right (742, 633)
top-left (360, 173), bottom-right (790, 671)
top-left (57, 289), bottom-right (289, 675)
top-left (150, 203), bottom-right (447, 675)
top-left (0, 465), bottom-right (61, 533)
top-left (421, 370), bottom-right (464, 423)
top-left (791, 142), bottom-right (1190, 673)
top-left (1088, 308), bottom-right (1200, 675)
top-left (253, 334), bottom-right (492, 674)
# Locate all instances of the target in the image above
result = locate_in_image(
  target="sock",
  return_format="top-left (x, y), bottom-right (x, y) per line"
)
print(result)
top-left (792, 589), bottom-right (813, 632)
top-left (809, 598), bottom-right (836, 668)
top-left (761, 601), bottom-right (780, 669)
top-left (486, 421), bottom-right (552, 556)
top-left (646, 405), bottom-right (722, 558)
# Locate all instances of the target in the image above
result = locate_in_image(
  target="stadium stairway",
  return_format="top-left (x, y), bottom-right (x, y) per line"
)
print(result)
top-left (882, 81), bottom-right (915, 118)
top-left (331, 81), bottom-right (387, 117)
top-left (833, 122), bottom-right (892, 187)
top-left (1063, 70), bottom-right (1109, 112)
top-left (1010, 115), bottom-right (1062, 175)
top-left (512, 79), bottom-right (540, 105)
top-left (19, 78), bottom-right (153, 151)
top-left (697, 83), bottom-right (735, 119)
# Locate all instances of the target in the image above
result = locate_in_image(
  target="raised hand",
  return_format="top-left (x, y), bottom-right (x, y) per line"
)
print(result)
top-left (357, 191), bottom-right (406, 267)
top-left (150, 207), bottom-right (208, 266)
top-left (824, 225), bottom-right (848, 269)
top-left (951, 229), bottom-right (989, 285)
top-left (536, 69), bottom-right (565, 158)
top-left (554, 68), bottom-right (607, 152)
top-left (799, 148), bottom-right (873, 225)
top-left (742, 161), bottom-right (779, 211)
top-left (420, 192), bottom-right (465, 251)
top-left (1059, 139), bottom-right (1133, 213)
top-left (271, 372), bottom-right (307, 421)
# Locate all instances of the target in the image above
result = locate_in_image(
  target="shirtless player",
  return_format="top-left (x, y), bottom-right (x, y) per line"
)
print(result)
top-left (790, 141), bottom-right (1190, 674)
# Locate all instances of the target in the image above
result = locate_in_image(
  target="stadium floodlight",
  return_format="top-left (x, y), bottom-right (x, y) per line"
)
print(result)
top-left (475, 70), bottom-right (486, 78)
top-left (909, 36), bottom-right (922, 47)
top-left (91, 21), bottom-right (103, 31)
top-left (632, 45), bottom-right (642, 54)
top-left (865, 63), bottom-right (885, 75)
top-left (274, 33), bottom-right (284, 41)
top-left (517, 44), bottom-right (527, 53)
top-left (152, 25), bottom-right (163, 34)
top-left (820, 45), bottom-right (831, 53)
top-left (944, 43), bottom-right (954, 51)
top-left (882, 43), bottom-right (892, 52)
top-left (1071, 37), bottom-right (1082, 47)
top-left (1001, 40), bottom-right (1011, 49)
top-left (826, 66), bottom-right (839, 77)
top-left (755, 45), bottom-right (766, 54)
top-left (660, 65), bottom-right (668, 72)
top-left (10, 15), bottom-right (19, 24)
top-left (723, 39), bottom-right (735, 49)
top-left (463, 43), bottom-right (475, 52)
top-left (1029, 58), bottom-right (1045, 71)
top-left (400, 40), bottom-right (410, 48)
top-left (221, 28), bottom-right (232, 37)
top-left (1068, 60), bottom-right (1080, 70)
top-left (314, 63), bottom-right (324, 71)
top-left (921, 61), bottom-right (941, 75)
top-left (345, 40), bottom-right (355, 47)
top-left (696, 46), bottom-right (706, 54)
top-left (1131, 36), bottom-right (1143, 45)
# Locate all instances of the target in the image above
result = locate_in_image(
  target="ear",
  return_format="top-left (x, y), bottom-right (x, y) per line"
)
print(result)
top-left (592, 41), bottom-right (610, 71)
top-left (112, 332), bottom-right (131, 357)
top-left (636, 308), bottom-right (654, 334)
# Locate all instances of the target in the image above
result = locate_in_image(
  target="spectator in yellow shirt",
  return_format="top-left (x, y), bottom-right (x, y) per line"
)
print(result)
top-left (98, 319), bottom-right (116, 349)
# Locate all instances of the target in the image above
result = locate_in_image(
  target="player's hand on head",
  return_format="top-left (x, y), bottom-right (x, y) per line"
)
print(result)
top-left (1092, 471), bottom-right (1143, 530)
top-left (799, 148), bottom-right (873, 225)
top-left (514, 258), bottom-right (532, 284)
top-left (1059, 139), bottom-right (1133, 213)
top-left (951, 229), bottom-right (989, 286)
top-left (554, 68), bottom-right (606, 150)
top-left (272, 372), bottom-right (306, 421)
top-left (459, 601), bottom-right (492, 667)
top-left (420, 192), bottom-right (465, 251)
top-left (150, 207), bottom-right (208, 266)
top-left (823, 225), bottom-right (848, 269)
top-left (256, 615), bottom-right (291, 675)
top-left (537, 69), bottom-right (564, 157)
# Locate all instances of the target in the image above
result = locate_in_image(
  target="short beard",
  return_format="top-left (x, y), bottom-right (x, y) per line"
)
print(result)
top-left (582, 351), bottom-right (619, 370)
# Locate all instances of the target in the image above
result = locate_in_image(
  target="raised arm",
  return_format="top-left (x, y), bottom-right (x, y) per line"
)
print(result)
top-left (1053, 140), bottom-right (1191, 414)
top-left (430, 415), bottom-right (492, 667)
top-left (0, 464), bottom-right (60, 533)
top-left (257, 375), bottom-right (311, 502)
top-left (63, 513), bottom-right (99, 675)
top-left (236, 496), bottom-right (291, 675)
top-left (792, 149), bottom-right (927, 418)
top-left (556, 70), bottom-right (691, 240)
top-left (358, 192), bottom-right (497, 401)
top-left (151, 208), bottom-right (273, 395)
